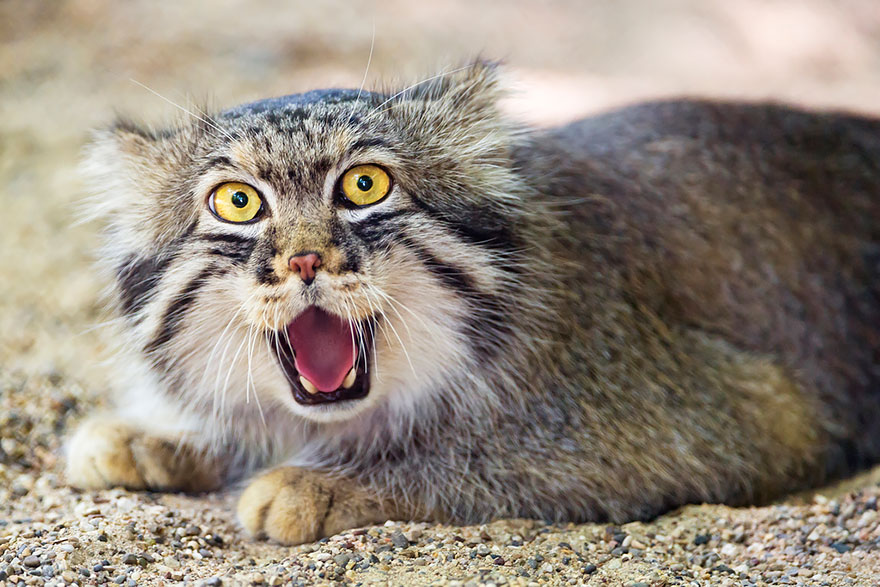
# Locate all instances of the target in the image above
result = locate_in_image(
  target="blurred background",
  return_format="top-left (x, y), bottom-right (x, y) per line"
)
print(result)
top-left (1, 2), bottom-right (880, 581)
top-left (2, 0), bottom-right (880, 394)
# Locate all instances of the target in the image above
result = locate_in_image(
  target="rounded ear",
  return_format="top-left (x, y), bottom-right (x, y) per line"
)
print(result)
top-left (79, 119), bottom-right (198, 250)
top-left (404, 59), bottom-right (505, 113)
top-left (382, 60), bottom-right (517, 154)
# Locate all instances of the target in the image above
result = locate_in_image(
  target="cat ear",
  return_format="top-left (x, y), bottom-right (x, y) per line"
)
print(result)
top-left (81, 120), bottom-right (172, 213)
top-left (79, 119), bottom-right (195, 247)
top-left (387, 59), bottom-right (515, 155)
top-left (88, 119), bottom-right (180, 168)
top-left (401, 59), bottom-right (506, 125)
top-left (408, 60), bottom-right (503, 107)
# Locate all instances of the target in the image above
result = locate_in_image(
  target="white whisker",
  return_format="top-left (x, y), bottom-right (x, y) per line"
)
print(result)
top-left (347, 20), bottom-right (376, 125)
top-left (367, 64), bottom-right (475, 117)
top-left (129, 79), bottom-right (236, 142)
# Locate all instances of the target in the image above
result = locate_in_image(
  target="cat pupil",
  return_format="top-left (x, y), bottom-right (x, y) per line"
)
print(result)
top-left (357, 175), bottom-right (373, 192)
top-left (231, 192), bottom-right (249, 208)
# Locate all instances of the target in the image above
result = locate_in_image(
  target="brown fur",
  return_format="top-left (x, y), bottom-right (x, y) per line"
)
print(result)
top-left (67, 64), bottom-right (880, 544)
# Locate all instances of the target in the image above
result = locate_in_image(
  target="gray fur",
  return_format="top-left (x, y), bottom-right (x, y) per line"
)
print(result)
top-left (76, 62), bottom-right (880, 530)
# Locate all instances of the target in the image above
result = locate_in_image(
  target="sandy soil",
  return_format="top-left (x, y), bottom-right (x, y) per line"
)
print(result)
top-left (2, 1), bottom-right (880, 585)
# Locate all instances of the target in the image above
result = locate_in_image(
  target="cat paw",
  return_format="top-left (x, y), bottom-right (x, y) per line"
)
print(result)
top-left (65, 418), bottom-right (220, 492)
top-left (237, 467), bottom-right (386, 545)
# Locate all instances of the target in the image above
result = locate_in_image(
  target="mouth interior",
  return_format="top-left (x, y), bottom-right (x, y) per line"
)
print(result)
top-left (272, 306), bottom-right (372, 405)
top-left (287, 306), bottom-right (355, 392)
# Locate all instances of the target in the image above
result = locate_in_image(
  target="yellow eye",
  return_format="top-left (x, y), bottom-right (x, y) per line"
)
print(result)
top-left (340, 165), bottom-right (391, 207)
top-left (209, 182), bottom-right (263, 223)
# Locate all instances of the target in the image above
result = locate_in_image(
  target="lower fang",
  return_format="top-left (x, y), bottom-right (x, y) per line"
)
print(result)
top-left (342, 368), bottom-right (356, 389)
top-left (300, 376), bottom-right (319, 395)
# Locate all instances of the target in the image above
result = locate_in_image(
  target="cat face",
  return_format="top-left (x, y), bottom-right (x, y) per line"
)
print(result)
top-left (84, 64), bottom-right (533, 426)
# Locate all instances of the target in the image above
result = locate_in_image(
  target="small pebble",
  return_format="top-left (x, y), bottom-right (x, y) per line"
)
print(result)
top-left (694, 534), bottom-right (711, 545)
top-left (391, 530), bottom-right (409, 549)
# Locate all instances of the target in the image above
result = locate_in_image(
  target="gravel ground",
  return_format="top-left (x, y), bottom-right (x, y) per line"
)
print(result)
top-left (2, 369), bottom-right (880, 586)
top-left (3, 1), bottom-right (880, 585)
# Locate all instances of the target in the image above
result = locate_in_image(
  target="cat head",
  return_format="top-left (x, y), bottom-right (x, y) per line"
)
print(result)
top-left (83, 62), bottom-right (541, 428)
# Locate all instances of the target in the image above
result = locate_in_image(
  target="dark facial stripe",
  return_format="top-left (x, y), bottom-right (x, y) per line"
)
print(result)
top-left (197, 232), bottom-right (256, 246)
top-left (349, 137), bottom-right (389, 152)
top-left (144, 266), bottom-right (221, 355)
top-left (197, 233), bottom-right (257, 265)
top-left (409, 196), bottom-right (519, 253)
top-left (207, 247), bottom-right (252, 264)
top-left (348, 209), bottom-right (412, 247)
top-left (327, 217), bottom-right (363, 274)
top-left (115, 219), bottom-right (199, 319)
top-left (200, 156), bottom-right (235, 173)
top-left (251, 239), bottom-right (281, 285)
top-left (116, 254), bottom-right (172, 317)
top-left (402, 237), bottom-right (511, 360)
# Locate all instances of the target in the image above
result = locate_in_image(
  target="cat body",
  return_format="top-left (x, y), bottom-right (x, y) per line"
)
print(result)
top-left (67, 64), bottom-right (880, 544)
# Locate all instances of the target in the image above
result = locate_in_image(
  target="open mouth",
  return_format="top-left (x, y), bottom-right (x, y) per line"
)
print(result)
top-left (270, 306), bottom-right (374, 405)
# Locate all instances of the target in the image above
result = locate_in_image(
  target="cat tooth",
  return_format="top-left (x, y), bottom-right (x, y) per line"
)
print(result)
top-left (299, 376), bottom-right (319, 395)
top-left (342, 367), bottom-right (357, 389)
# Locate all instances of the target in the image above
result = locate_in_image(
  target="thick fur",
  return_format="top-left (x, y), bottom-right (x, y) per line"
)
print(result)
top-left (67, 63), bottom-right (880, 544)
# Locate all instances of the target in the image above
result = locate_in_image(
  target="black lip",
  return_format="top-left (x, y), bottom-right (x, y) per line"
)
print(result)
top-left (269, 316), bottom-right (375, 405)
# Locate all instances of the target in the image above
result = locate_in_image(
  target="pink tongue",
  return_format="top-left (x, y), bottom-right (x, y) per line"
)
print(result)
top-left (286, 307), bottom-right (355, 392)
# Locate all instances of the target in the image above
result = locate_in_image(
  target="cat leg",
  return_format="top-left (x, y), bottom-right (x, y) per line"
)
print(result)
top-left (65, 417), bottom-right (223, 493)
top-left (237, 467), bottom-right (401, 545)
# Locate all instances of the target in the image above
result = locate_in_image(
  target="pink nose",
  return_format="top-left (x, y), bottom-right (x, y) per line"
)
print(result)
top-left (288, 253), bottom-right (321, 284)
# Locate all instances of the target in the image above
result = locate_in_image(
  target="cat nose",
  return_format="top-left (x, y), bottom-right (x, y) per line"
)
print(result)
top-left (288, 252), bottom-right (322, 285)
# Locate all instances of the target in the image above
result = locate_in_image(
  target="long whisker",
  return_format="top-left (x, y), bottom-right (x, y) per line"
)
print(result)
top-left (367, 64), bottom-right (475, 117)
top-left (340, 295), bottom-right (367, 374)
top-left (364, 286), bottom-right (415, 377)
top-left (367, 282), bottom-right (431, 334)
top-left (206, 289), bottom-right (260, 428)
top-left (356, 285), bottom-right (381, 382)
top-left (245, 323), bottom-right (268, 428)
top-left (347, 20), bottom-right (376, 124)
top-left (202, 289), bottom-right (257, 388)
top-left (220, 326), bottom-right (250, 408)
top-left (129, 79), bottom-right (236, 142)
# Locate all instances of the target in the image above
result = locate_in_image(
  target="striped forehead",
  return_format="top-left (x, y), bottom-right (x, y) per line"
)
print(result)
top-left (218, 89), bottom-right (386, 201)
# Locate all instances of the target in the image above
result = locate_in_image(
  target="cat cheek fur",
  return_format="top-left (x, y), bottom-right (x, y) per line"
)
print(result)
top-left (79, 64), bottom-right (534, 442)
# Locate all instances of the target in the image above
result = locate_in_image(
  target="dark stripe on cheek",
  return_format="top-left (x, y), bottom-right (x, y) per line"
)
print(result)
top-left (198, 233), bottom-right (257, 265)
top-left (409, 197), bottom-right (519, 253)
top-left (116, 254), bottom-right (172, 317)
top-left (144, 266), bottom-right (221, 354)
top-left (403, 239), bottom-right (511, 360)
top-left (207, 247), bottom-right (252, 264)
top-left (116, 219), bottom-right (199, 319)
top-left (198, 232), bottom-right (255, 246)
top-left (348, 210), bottom-right (411, 248)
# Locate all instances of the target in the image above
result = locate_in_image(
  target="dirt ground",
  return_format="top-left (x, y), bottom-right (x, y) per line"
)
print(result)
top-left (2, 0), bottom-right (880, 585)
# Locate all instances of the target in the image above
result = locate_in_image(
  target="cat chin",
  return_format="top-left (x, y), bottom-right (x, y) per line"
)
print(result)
top-left (280, 391), bottom-right (382, 423)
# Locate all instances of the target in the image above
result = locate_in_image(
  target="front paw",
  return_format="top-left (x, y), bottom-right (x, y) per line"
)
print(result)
top-left (65, 418), bottom-right (220, 492)
top-left (237, 467), bottom-right (387, 545)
